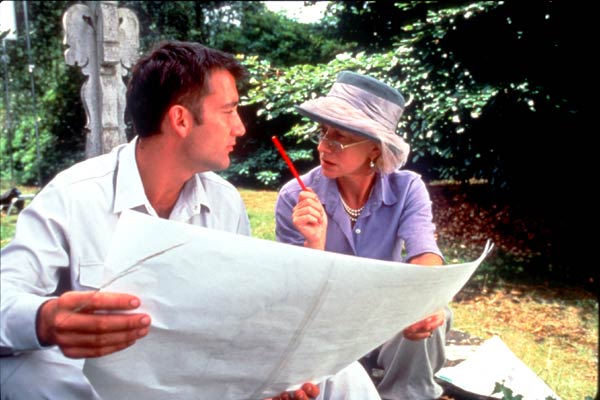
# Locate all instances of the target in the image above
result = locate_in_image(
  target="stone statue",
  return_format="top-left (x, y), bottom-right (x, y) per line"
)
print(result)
top-left (63, 1), bottom-right (139, 158)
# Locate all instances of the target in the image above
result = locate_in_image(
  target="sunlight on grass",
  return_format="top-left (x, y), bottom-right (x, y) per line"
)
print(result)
top-left (239, 188), bottom-right (278, 241)
top-left (0, 214), bottom-right (17, 248)
top-left (0, 184), bottom-right (37, 248)
top-left (452, 290), bottom-right (598, 400)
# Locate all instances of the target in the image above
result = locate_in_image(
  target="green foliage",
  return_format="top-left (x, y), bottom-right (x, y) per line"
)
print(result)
top-left (254, 170), bottom-right (280, 187)
top-left (492, 381), bottom-right (561, 400)
top-left (121, 1), bottom-right (349, 67)
top-left (0, 213), bottom-right (17, 248)
top-left (210, 2), bottom-right (350, 67)
top-left (0, 1), bottom-right (589, 284)
top-left (1, 1), bottom-right (348, 187)
top-left (221, 144), bottom-right (280, 187)
top-left (1, 1), bottom-right (85, 185)
top-left (3, 1), bottom-right (581, 191)
top-left (493, 382), bottom-right (524, 400)
top-left (237, 2), bottom-right (506, 187)
top-left (122, 1), bottom-right (242, 52)
top-left (234, 0), bottom-right (590, 285)
top-left (234, 0), bottom-right (587, 194)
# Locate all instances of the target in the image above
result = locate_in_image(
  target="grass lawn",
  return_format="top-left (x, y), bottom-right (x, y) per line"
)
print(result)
top-left (2, 186), bottom-right (597, 399)
top-left (239, 188), bottom-right (278, 241)
top-left (0, 185), bottom-right (38, 247)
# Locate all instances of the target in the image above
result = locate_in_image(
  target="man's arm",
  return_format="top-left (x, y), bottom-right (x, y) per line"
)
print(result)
top-left (1, 186), bottom-right (73, 352)
top-left (1, 184), bottom-right (151, 358)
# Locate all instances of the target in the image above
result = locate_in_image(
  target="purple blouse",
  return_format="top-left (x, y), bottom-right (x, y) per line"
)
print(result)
top-left (275, 166), bottom-right (443, 262)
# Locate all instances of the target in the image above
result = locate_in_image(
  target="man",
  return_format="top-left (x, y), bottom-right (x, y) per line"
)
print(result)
top-left (0, 41), bottom-right (378, 400)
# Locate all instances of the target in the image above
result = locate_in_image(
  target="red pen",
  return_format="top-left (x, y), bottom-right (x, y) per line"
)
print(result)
top-left (271, 136), bottom-right (307, 191)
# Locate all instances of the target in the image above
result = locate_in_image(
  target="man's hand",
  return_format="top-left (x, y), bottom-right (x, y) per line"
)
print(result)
top-left (292, 189), bottom-right (327, 250)
top-left (266, 382), bottom-right (320, 400)
top-left (403, 309), bottom-right (445, 341)
top-left (36, 291), bottom-right (151, 358)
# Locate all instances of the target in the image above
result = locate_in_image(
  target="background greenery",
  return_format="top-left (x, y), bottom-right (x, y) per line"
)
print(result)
top-left (0, 1), bottom-right (592, 288)
top-left (0, 4), bottom-right (596, 396)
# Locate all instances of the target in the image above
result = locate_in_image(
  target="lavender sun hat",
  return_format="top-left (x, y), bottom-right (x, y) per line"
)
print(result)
top-left (296, 71), bottom-right (410, 173)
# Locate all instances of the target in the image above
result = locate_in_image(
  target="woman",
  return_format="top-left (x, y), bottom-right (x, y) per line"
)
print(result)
top-left (275, 71), bottom-right (450, 400)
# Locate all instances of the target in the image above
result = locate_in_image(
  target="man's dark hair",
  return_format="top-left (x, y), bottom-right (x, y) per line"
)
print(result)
top-left (126, 41), bottom-right (247, 138)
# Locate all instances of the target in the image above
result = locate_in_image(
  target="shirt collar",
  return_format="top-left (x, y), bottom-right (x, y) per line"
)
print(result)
top-left (113, 137), bottom-right (150, 214)
top-left (169, 173), bottom-right (211, 221)
top-left (379, 173), bottom-right (398, 206)
top-left (194, 174), bottom-right (211, 212)
top-left (112, 137), bottom-right (210, 219)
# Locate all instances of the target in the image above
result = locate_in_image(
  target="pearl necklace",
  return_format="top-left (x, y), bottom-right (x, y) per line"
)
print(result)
top-left (340, 195), bottom-right (364, 222)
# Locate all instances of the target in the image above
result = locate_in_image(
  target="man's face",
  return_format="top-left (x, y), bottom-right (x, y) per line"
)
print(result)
top-left (183, 69), bottom-right (246, 173)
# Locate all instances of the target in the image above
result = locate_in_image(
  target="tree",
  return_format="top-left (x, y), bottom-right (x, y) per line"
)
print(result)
top-left (236, 2), bottom-right (504, 187)
top-left (237, 1), bottom-right (590, 285)
top-left (1, 1), bottom-right (347, 185)
top-left (209, 2), bottom-right (349, 67)
top-left (122, 1), bottom-right (349, 67)
top-left (0, 1), bottom-right (590, 284)
top-left (1, 1), bottom-right (86, 186)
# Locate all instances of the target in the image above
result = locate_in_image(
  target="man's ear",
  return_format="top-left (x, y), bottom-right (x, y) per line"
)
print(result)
top-left (166, 105), bottom-right (192, 138)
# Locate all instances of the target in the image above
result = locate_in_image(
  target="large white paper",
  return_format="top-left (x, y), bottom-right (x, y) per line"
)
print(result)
top-left (83, 210), bottom-right (493, 400)
top-left (436, 336), bottom-right (561, 399)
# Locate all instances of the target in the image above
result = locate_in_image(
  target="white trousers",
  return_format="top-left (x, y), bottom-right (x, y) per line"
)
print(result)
top-left (317, 361), bottom-right (381, 400)
top-left (0, 348), bottom-right (101, 400)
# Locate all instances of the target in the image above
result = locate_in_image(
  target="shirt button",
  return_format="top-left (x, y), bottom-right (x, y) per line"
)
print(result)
top-left (355, 228), bottom-right (361, 234)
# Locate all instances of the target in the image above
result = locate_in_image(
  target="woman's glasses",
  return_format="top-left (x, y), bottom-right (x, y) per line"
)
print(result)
top-left (309, 126), bottom-right (369, 153)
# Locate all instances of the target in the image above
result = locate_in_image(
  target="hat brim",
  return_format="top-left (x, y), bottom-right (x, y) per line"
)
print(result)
top-left (295, 105), bottom-right (381, 144)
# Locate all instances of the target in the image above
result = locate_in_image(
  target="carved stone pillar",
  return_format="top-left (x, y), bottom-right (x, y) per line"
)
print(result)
top-left (63, 1), bottom-right (139, 158)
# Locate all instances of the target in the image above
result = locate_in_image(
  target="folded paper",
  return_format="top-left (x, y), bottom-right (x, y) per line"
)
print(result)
top-left (436, 336), bottom-right (561, 399)
top-left (84, 210), bottom-right (492, 399)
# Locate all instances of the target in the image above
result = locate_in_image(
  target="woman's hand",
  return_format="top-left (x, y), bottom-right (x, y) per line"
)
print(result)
top-left (402, 309), bottom-right (445, 341)
top-left (292, 189), bottom-right (327, 250)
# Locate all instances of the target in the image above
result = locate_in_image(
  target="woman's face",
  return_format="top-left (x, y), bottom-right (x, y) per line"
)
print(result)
top-left (316, 125), bottom-right (380, 179)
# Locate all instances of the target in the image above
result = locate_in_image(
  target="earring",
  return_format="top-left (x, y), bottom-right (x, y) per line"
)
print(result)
top-left (369, 159), bottom-right (376, 169)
